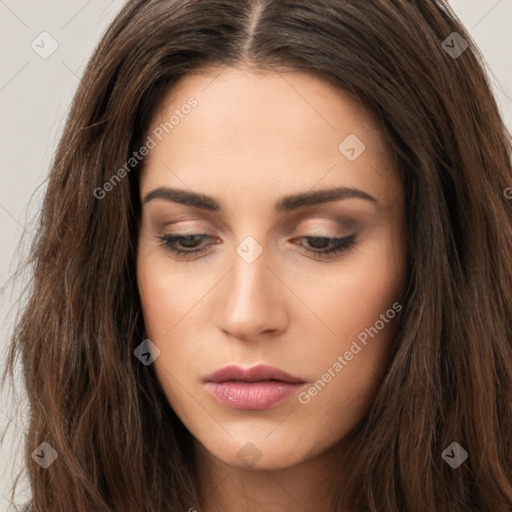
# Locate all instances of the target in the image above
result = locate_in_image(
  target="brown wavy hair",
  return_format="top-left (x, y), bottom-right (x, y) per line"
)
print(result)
top-left (3, 0), bottom-right (512, 510)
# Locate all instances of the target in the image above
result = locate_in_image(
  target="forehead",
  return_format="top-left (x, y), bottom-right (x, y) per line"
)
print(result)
top-left (140, 66), bottom-right (400, 209)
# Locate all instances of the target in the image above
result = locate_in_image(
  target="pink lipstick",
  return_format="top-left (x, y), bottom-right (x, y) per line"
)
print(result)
top-left (204, 364), bottom-right (305, 410)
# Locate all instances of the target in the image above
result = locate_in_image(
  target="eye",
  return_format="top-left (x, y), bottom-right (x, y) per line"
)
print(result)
top-left (157, 233), bottom-right (214, 258)
top-left (156, 233), bottom-right (357, 260)
top-left (294, 235), bottom-right (356, 259)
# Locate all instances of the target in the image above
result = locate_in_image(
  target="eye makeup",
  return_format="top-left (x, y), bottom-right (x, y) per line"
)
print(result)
top-left (156, 232), bottom-right (357, 261)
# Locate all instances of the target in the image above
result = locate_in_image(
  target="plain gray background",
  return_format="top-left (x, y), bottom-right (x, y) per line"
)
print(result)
top-left (1, 0), bottom-right (511, 509)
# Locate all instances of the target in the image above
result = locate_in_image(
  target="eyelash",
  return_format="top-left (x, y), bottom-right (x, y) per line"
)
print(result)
top-left (156, 233), bottom-right (357, 260)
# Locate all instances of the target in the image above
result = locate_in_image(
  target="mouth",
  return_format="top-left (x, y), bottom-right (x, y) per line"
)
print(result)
top-left (204, 364), bottom-right (305, 410)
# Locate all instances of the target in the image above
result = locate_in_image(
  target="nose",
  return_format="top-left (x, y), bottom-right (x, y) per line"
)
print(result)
top-left (213, 241), bottom-right (289, 342)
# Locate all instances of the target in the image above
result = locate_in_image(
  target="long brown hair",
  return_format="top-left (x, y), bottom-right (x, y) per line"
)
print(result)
top-left (3, 0), bottom-right (512, 510)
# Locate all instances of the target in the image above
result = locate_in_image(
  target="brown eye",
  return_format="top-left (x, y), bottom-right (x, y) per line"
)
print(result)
top-left (157, 233), bottom-right (214, 257)
top-left (295, 235), bottom-right (356, 258)
top-left (156, 233), bottom-right (357, 260)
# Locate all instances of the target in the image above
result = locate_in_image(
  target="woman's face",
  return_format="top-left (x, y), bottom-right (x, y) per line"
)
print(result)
top-left (137, 66), bottom-right (407, 471)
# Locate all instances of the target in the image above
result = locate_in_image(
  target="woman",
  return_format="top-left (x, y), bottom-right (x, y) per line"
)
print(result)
top-left (3, 0), bottom-right (512, 510)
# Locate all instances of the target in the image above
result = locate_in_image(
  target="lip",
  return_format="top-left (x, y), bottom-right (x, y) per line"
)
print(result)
top-left (204, 364), bottom-right (304, 384)
top-left (204, 364), bottom-right (305, 410)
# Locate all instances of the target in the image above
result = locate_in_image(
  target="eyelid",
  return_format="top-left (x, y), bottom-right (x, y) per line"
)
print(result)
top-left (156, 231), bottom-right (358, 261)
top-left (278, 211), bottom-right (360, 234)
top-left (152, 214), bottom-right (360, 249)
top-left (295, 218), bottom-right (357, 237)
top-left (151, 208), bottom-right (360, 229)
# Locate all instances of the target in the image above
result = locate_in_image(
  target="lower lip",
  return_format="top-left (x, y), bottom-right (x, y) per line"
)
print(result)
top-left (205, 381), bottom-right (304, 410)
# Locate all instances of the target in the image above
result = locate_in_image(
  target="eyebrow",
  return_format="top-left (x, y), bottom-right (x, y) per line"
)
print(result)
top-left (142, 186), bottom-right (379, 212)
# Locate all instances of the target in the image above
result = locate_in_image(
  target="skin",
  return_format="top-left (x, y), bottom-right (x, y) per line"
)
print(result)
top-left (136, 66), bottom-right (407, 511)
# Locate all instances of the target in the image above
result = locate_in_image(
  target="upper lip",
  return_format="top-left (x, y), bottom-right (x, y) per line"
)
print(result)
top-left (204, 364), bottom-right (304, 384)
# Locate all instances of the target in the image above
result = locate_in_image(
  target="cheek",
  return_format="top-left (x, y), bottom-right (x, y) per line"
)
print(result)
top-left (136, 250), bottom-right (210, 385)
top-left (136, 249), bottom-right (198, 340)
top-left (136, 254), bottom-right (196, 411)
top-left (295, 228), bottom-right (405, 344)
top-left (295, 231), bottom-right (404, 405)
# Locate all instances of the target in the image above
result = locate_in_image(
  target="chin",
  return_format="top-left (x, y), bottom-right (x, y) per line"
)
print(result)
top-left (202, 433), bottom-right (319, 471)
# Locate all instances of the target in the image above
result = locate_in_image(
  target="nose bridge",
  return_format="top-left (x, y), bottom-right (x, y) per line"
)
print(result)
top-left (228, 237), bottom-right (271, 317)
top-left (214, 235), bottom-right (286, 339)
